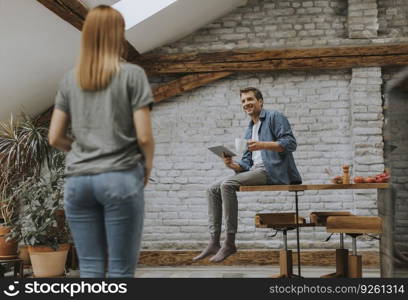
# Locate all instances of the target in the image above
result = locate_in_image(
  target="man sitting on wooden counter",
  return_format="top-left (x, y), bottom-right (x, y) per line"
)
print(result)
top-left (193, 87), bottom-right (302, 262)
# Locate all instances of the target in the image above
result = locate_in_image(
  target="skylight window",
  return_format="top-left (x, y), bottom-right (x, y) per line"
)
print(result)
top-left (112, 0), bottom-right (177, 30)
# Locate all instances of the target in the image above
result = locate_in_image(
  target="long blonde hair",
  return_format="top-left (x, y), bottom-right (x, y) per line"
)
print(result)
top-left (77, 5), bottom-right (125, 91)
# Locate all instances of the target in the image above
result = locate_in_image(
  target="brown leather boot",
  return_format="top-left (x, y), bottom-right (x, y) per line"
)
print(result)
top-left (210, 233), bottom-right (237, 263)
top-left (192, 233), bottom-right (221, 261)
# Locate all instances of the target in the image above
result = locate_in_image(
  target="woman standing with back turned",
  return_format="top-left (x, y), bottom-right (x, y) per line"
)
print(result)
top-left (48, 5), bottom-right (154, 278)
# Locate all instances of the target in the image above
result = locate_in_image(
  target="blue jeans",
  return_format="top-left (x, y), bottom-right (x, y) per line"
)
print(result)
top-left (64, 164), bottom-right (145, 278)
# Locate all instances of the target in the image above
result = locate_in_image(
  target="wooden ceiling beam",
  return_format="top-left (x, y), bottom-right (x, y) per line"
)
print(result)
top-left (133, 44), bottom-right (408, 74)
top-left (37, 0), bottom-right (86, 31)
top-left (137, 44), bottom-right (408, 63)
top-left (36, 0), bottom-right (140, 60)
top-left (38, 71), bottom-right (233, 123)
top-left (153, 72), bottom-right (232, 103)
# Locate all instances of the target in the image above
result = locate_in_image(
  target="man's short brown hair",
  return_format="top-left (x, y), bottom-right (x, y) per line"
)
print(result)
top-left (240, 87), bottom-right (263, 101)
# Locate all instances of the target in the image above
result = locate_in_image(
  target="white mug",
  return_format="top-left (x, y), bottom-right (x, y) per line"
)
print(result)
top-left (235, 138), bottom-right (247, 154)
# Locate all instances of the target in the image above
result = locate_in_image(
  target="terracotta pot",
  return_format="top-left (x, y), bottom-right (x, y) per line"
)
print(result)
top-left (28, 244), bottom-right (70, 277)
top-left (18, 245), bottom-right (31, 265)
top-left (0, 225), bottom-right (18, 259)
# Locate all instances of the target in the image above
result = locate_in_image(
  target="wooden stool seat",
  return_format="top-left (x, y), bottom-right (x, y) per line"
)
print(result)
top-left (326, 216), bottom-right (382, 235)
top-left (255, 213), bottom-right (313, 229)
top-left (255, 213), bottom-right (314, 278)
top-left (326, 216), bottom-right (383, 278)
top-left (310, 211), bottom-right (354, 226)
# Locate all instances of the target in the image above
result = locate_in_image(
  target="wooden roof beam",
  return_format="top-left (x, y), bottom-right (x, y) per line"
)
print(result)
top-left (133, 44), bottom-right (408, 74)
top-left (153, 72), bottom-right (232, 103)
top-left (38, 71), bottom-right (233, 123)
top-left (36, 0), bottom-right (140, 61)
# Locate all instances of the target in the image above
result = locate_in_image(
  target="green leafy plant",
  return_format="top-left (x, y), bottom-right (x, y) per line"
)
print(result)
top-left (0, 110), bottom-right (69, 249)
top-left (9, 175), bottom-right (70, 250)
top-left (0, 196), bottom-right (17, 227)
top-left (0, 111), bottom-right (52, 223)
top-left (0, 112), bottom-right (50, 175)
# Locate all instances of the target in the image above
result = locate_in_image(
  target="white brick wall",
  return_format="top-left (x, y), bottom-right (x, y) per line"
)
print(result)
top-left (350, 67), bottom-right (384, 217)
top-left (144, 70), bottom-right (383, 250)
top-left (141, 0), bottom-right (408, 251)
top-left (378, 0), bottom-right (408, 37)
top-left (348, 0), bottom-right (379, 38)
top-left (152, 0), bottom-right (408, 55)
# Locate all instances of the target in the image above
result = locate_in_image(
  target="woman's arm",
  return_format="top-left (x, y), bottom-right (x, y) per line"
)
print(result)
top-left (133, 106), bottom-right (155, 186)
top-left (48, 108), bottom-right (73, 152)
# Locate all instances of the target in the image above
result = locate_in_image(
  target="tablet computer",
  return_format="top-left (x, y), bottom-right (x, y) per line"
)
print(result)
top-left (208, 145), bottom-right (237, 158)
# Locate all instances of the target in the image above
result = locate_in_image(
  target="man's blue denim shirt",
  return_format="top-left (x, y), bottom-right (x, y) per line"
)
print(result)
top-left (237, 109), bottom-right (302, 185)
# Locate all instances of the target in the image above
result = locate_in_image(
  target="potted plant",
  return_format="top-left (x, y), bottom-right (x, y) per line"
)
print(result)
top-left (10, 176), bottom-right (71, 278)
top-left (0, 111), bottom-right (70, 276)
top-left (0, 111), bottom-right (66, 269)
top-left (0, 112), bottom-right (51, 192)
top-left (0, 195), bottom-right (18, 259)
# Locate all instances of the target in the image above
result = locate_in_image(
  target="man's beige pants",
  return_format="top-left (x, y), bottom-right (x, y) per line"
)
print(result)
top-left (207, 168), bottom-right (268, 234)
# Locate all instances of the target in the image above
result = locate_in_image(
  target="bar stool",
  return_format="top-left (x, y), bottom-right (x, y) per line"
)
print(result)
top-left (310, 211), bottom-right (354, 278)
top-left (255, 213), bottom-right (314, 278)
top-left (326, 216), bottom-right (382, 278)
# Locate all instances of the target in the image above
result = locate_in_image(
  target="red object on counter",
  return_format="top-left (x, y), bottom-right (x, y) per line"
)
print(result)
top-left (353, 176), bottom-right (365, 183)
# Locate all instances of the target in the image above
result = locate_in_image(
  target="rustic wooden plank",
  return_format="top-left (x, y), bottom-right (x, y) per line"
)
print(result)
top-left (327, 216), bottom-right (383, 234)
top-left (133, 44), bottom-right (408, 74)
top-left (153, 72), bottom-right (232, 102)
top-left (136, 44), bottom-right (408, 64)
top-left (36, 0), bottom-right (140, 60)
top-left (138, 53), bottom-right (408, 74)
top-left (240, 183), bottom-right (390, 192)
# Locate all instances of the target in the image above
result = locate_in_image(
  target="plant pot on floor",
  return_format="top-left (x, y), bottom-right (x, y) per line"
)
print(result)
top-left (28, 244), bottom-right (70, 277)
top-left (0, 225), bottom-right (18, 259)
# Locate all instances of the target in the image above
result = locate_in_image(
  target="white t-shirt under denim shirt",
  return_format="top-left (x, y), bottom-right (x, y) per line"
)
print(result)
top-left (251, 120), bottom-right (265, 170)
top-left (54, 63), bottom-right (153, 177)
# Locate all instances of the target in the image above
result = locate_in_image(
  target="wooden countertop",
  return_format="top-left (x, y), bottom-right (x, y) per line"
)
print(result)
top-left (239, 183), bottom-right (390, 192)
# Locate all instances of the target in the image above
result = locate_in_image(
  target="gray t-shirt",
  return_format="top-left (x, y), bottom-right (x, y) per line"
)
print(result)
top-left (54, 63), bottom-right (153, 177)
